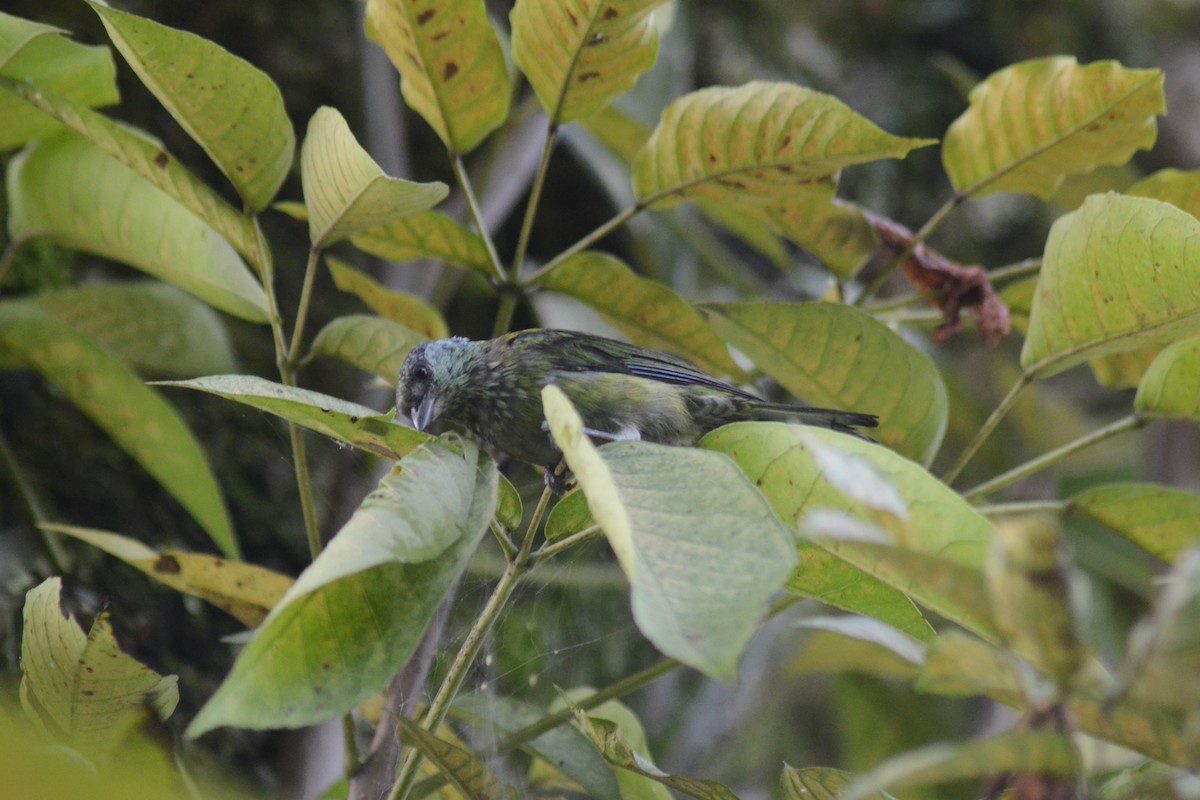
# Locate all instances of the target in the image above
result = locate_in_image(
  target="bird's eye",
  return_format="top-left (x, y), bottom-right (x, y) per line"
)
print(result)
top-left (412, 364), bottom-right (432, 381)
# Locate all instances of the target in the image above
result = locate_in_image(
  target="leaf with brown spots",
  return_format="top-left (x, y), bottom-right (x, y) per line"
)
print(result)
top-left (366, 0), bottom-right (509, 154)
top-left (44, 525), bottom-right (292, 628)
top-left (511, 0), bottom-right (669, 124)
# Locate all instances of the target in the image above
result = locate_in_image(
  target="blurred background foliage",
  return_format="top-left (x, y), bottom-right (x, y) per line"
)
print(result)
top-left (3, 1), bottom-right (1200, 797)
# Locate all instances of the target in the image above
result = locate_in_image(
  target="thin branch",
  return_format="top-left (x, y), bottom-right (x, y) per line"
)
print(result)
top-left (531, 524), bottom-right (603, 564)
top-left (974, 500), bottom-right (1069, 517)
top-left (509, 122), bottom-right (559, 281)
top-left (988, 257), bottom-right (1042, 285)
top-left (451, 154), bottom-right (508, 284)
top-left (941, 368), bottom-right (1036, 486)
top-left (0, 429), bottom-right (67, 572)
top-left (286, 246), bottom-right (323, 370)
top-left (854, 192), bottom-right (964, 304)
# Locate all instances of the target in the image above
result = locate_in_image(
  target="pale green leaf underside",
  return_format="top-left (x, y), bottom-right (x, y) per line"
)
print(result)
top-left (0, 302), bottom-right (238, 558)
top-left (301, 106), bottom-right (448, 246)
top-left (1069, 482), bottom-right (1200, 563)
top-left (632, 81), bottom-right (934, 208)
top-left (538, 250), bottom-right (741, 378)
top-left (350, 210), bottom-right (493, 275)
top-left (0, 19), bottom-right (118, 151)
top-left (0, 77), bottom-right (260, 262)
top-left (7, 133), bottom-right (269, 323)
top-left (703, 302), bottom-right (947, 466)
top-left (89, 1), bottom-right (294, 211)
top-left (365, 0), bottom-right (510, 154)
top-left (187, 442), bottom-right (496, 734)
top-left (511, 0), bottom-right (668, 124)
top-left (1135, 337), bottom-right (1200, 421)
top-left (943, 56), bottom-right (1164, 199)
top-left (20, 578), bottom-right (178, 753)
top-left (156, 374), bottom-right (428, 461)
top-left (309, 313), bottom-right (425, 382)
top-left (1021, 194), bottom-right (1200, 375)
top-left (31, 282), bottom-right (237, 377)
top-left (544, 387), bottom-right (797, 680)
top-left (326, 256), bottom-right (449, 339)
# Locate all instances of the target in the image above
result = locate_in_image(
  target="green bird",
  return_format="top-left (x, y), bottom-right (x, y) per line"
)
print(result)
top-left (396, 329), bottom-right (878, 487)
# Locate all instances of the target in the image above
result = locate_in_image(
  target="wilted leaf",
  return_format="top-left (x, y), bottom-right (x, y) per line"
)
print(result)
top-left (399, 718), bottom-right (519, 800)
top-left (0, 302), bottom-right (238, 558)
top-left (511, 0), bottom-right (668, 125)
top-left (326, 256), bottom-right (448, 339)
top-left (943, 57), bottom-right (1164, 199)
top-left (365, 0), bottom-right (510, 154)
top-left (1022, 194), bottom-right (1200, 375)
top-left (300, 106), bottom-right (448, 247)
top-left (88, 1), bottom-right (294, 210)
top-left (781, 766), bottom-right (892, 800)
top-left (7, 132), bottom-right (269, 322)
top-left (309, 313), bottom-right (424, 381)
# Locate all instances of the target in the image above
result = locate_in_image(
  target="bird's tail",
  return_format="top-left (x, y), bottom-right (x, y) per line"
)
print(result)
top-left (749, 401), bottom-right (879, 440)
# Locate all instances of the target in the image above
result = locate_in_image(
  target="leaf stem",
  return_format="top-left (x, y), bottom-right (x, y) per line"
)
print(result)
top-left (988, 257), bottom-right (1042, 285)
top-left (523, 203), bottom-right (642, 287)
top-left (451, 154), bottom-right (507, 284)
top-left (509, 123), bottom-right (559, 281)
top-left (975, 500), bottom-right (1069, 517)
top-left (0, 428), bottom-right (67, 572)
top-left (962, 414), bottom-right (1145, 502)
top-left (286, 246), bottom-right (323, 370)
top-left (941, 367), bottom-right (1036, 486)
top-left (853, 192), bottom-right (964, 305)
top-left (531, 524), bottom-right (602, 564)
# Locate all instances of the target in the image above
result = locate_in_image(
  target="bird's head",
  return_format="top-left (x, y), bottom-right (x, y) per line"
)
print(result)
top-left (396, 337), bottom-right (480, 432)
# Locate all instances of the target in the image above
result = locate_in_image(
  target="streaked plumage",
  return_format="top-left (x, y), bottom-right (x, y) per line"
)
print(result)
top-left (396, 329), bottom-right (878, 482)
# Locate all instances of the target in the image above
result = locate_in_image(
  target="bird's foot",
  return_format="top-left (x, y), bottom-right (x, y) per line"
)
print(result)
top-left (544, 460), bottom-right (576, 495)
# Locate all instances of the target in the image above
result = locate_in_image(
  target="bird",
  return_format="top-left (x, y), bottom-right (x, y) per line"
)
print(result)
top-left (396, 329), bottom-right (878, 489)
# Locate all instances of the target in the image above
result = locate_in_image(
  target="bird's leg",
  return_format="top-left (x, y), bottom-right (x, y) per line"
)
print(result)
top-left (544, 459), bottom-right (575, 495)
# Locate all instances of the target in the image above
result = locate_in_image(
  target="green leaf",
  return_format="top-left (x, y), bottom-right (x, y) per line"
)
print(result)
top-left (350, 210), bottom-right (493, 275)
top-left (453, 693), bottom-right (621, 800)
top-left (1021, 194), bottom-right (1200, 375)
top-left (187, 440), bottom-right (497, 734)
top-left (0, 77), bottom-right (260, 262)
top-left (838, 731), bottom-right (1078, 800)
top-left (1135, 337), bottom-right (1200, 422)
top-left (942, 57), bottom-right (1164, 199)
top-left (758, 197), bottom-right (880, 279)
top-left (156, 374), bottom-right (428, 461)
top-left (1128, 168), bottom-right (1200, 218)
top-left (543, 386), bottom-right (797, 680)
top-left (326, 256), bottom-right (448, 339)
top-left (309, 313), bottom-right (424, 382)
top-left (511, 0), bottom-right (668, 125)
top-left (301, 106), bottom-right (448, 247)
top-left (1070, 483), bottom-right (1200, 563)
top-left (538, 251), bottom-right (741, 378)
top-left (575, 712), bottom-right (739, 800)
top-left (31, 281), bottom-right (236, 377)
top-left (781, 766), bottom-right (893, 800)
top-left (398, 718), bottom-right (519, 800)
top-left (545, 488), bottom-right (594, 541)
top-left (365, 0), bottom-right (510, 154)
top-left (0, 302), bottom-right (238, 558)
top-left (0, 16), bottom-right (118, 152)
top-left (632, 81), bottom-right (934, 209)
top-left (703, 302), bottom-right (947, 466)
top-left (20, 578), bottom-right (179, 754)
top-left (88, 1), bottom-right (294, 210)
top-left (704, 423), bottom-right (991, 564)
top-left (7, 132), bottom-right (269, 323)
top-left (793, 616), bottom-right (927, 668)
top-left (1119, 548), bottom-right (1200, 711)
top-left (45, 525), bottom-right (291, 628)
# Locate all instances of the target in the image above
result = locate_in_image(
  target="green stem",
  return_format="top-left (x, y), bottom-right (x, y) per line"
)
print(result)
top-left (854, 192), bottom-right (964, 306)
top-left (0, 428), bottom-right (67, 572)
top-left (342, 713), bottom-right (360, 778)
top-left (988, 257), bottom-right (1042, 285)
top-left (491, 288), bottom-right (520, 338)
top-left (941, 368), bottom-right (1036, 486)
top-left (962, 415), bottom-right (1145, 502)
top-left (489, 519), bottom-right (517, 561)
top-left (451, 154), bottom-right (507, 284)
top-left (975, 500), bottom-right (1068, 517)
top-left (531, 524), bottom-right (602, 564)
top-left (523, 203), bottom-right (643, 287)
top-left (286, 246), bottom-right (322, 370)
top-left (509, 124), bottom-right (559, 281)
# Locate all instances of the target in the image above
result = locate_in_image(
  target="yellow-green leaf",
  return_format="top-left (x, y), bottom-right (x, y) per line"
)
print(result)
top-left (326, 256), bottom-right (448, 339)
top-left (400, 718), bottom-right (520, 800)
top-left (632, 81), bottom-right (934, 209)
top-left (0, 16), bottom-right (117, 151)
top-left (1069, 483), bottom-right (1200, 565)
top-left (538, 251), bottom-right (741, 378)
top-left (365, 0), bottom-right (510, 154)
top-left (309, 314), bottom-right (424, 382)
top-left (45, 525), bottom-right (292, 628)
top-left (157, 374), bottom-right (429, 461)
top-left (511, 0), bottom-right (668, 124)
top-left (0, 302), bottom-right (238, 558)
top-left (350, 210), bottom-right (493, 275)
top-left (943, 57), bottom-right (1164, 199)
top-left (0, 77), bottom-right (260, 262)
top-left (759, 197), bottom-right (880, 278)
top-left (1089, 346), bottom-right (1160, 391)
top-left (20, 578), bottom-right (179, 754)
top-left (301, 106), bottom-right (448, 247)
top-left (1022, 194), bottom-right (1200, 375)
top-left (1134, 336), bottom-right (1200, 422)
top-left (88, 2), bottom-right (294, 211)
top-left (7, 132), bottom-right (269, 323)
top-left (703, 302), bottom-right (947, 465)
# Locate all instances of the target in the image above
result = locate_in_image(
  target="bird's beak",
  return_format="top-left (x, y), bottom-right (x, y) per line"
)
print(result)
top-left (410, 394), bottom-right (439, 432)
